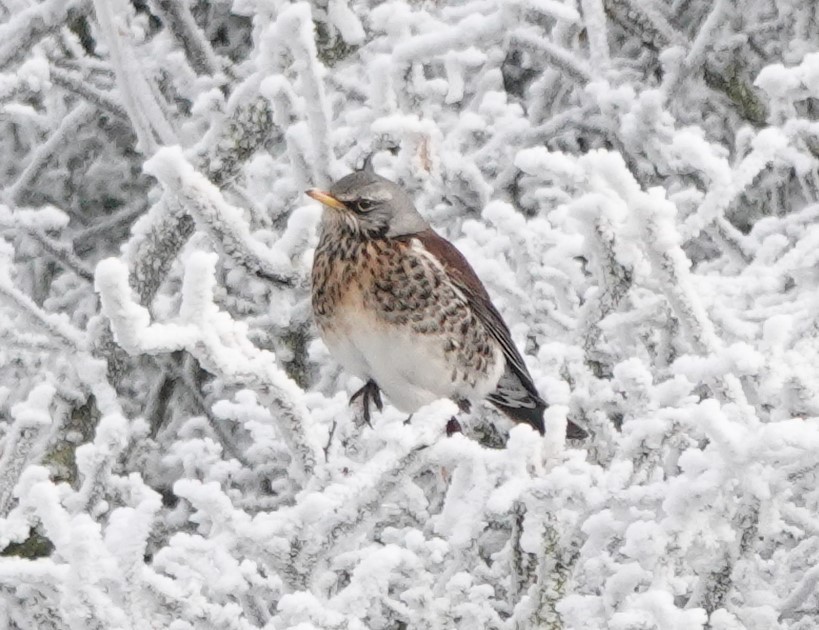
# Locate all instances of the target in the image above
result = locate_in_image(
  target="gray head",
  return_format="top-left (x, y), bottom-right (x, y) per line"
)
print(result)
top-left (306, 171), bottom-right (429, 239)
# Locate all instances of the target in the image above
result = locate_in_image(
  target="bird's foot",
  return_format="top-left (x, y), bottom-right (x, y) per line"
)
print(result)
top-left (566, 420), bottom-right (589, 440)
top-left (403, 414), bottom-right (413, 425)
top-left (349, 379), bottom-right (383, 427)
top-left (444, 398), bottom-right (471, 436)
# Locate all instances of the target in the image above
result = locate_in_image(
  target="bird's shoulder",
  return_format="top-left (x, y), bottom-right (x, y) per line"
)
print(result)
top-left (396, 229), bottom-right (491, 300)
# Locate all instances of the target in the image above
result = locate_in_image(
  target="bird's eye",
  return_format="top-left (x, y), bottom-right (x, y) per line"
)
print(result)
top-left (355, 199), bottom-right (375, 213)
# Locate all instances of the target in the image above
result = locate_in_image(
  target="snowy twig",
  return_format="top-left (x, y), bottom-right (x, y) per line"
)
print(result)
top-left (663, 0), bottom-right (730, 97)
top-left (274, 3), bottom-right (334, 187)
top-left (178, 356), bottom-right (251, 467)
top-left (0, 277), bottom-right (85, 349)
top-left (294, 443), bottom-right (430, 585)
top-left (393, 11), bottom-right (504, 63)
top-left (511, 30), bottom-right (591, 84)
top-left (708, 218), bottom-right (753, 264)
top-left (127, 94), bottom-right (276, 305)
top-left (574, 195), bottom-right (633, 368)
top-left (95, 254), bottom-right (319, 480)
top-left (144, 146), bottom-right (294, 285)
top-left (71, 201), bottom-right (146, 252)
top-left (581, 151), bottom-right (753, 411)
top-left (126, 196), bottom-right (193, 305)
top-left (682, 0), bottom-right (729, 73)
top-left (526, 519), bottom-right (578, 629)
top-left (49, 67), bottom-right (128, 120)
top-left (22, 230), bottom-right (94, 282)
top-left (5, 103), bottom-right (98, 204)
top-left (0, 384), bottom-right (57, 515)
top-left (524, 106), bottom-right (594, 144)
top-left (779, 564), bottom-right (819, 619)
top-left (605, 0), bottom-right (684, 48)
top-left (67, 413), bottom-right (130, 513)
top-left (0, 0), bottom-right (90, 70)
top-left (580, 0), bottom-right (610, 73)
top-left (152, 0), bottom-right (224, 77)
top-left (92, 0), bottom-right (177, 152)
top-left (509, 500), bottom-right (535, 604)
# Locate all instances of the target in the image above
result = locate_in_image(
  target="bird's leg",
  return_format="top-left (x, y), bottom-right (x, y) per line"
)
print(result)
top-left (444, 398), bottom-right (472, 436)
top-left (349, 379), bottom-right (383, 426)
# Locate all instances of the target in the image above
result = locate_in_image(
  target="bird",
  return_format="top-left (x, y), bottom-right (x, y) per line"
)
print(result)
top-left (306, 166), bottom-right (586, 439)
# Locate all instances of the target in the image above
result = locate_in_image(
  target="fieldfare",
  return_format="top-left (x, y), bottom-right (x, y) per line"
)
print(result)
top-left (307, 169), bottom-right (586, 439)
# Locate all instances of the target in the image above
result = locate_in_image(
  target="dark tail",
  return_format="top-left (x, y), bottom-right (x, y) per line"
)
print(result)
top-left (488, 367), bottom-right (587, 439)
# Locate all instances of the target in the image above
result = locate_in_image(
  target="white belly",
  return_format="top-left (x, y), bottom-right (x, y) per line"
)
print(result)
top-left (321, 305), bottom-right (505, 413)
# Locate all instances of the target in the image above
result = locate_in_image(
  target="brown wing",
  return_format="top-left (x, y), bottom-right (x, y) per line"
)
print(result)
top-left (410, 230), bottom-right (544, 416)
top-left (409, 229), bottom-right (587, 439)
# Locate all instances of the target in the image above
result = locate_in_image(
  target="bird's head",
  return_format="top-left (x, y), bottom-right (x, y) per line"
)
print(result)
top-left (307, 171), bottom-right (429, 239)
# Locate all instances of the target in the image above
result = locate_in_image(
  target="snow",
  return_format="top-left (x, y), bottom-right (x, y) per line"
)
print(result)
top-left (1, 1), bottom-right (819, 629)
top-left (327, 0), bottom-right (366, 46)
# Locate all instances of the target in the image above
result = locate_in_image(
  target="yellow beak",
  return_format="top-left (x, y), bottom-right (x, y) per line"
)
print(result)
top-left (306, 189), bottom-right (347, 211)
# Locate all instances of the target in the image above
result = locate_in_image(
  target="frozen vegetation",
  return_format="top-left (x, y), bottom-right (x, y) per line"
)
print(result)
top-left (0, 0), bottom-right (818, 628)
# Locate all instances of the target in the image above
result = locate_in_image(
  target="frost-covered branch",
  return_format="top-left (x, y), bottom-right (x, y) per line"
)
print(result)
top-left (0, 384), bottom-right (56, 515)
top-left (780, 564), bottom-right (819, 619)
top-left (580, 0), bottom-right (610, 73)
top-left (1, 1), bottom-right (818, 627)
top-left (578, 151), bottom-right (753, 411)
top-left (0, 277), bottom-right (85, 349)
top-left (95, 253), bottom-right (319, 480)
top-left (178, 356), bottom-right (251, 467)
top-left (49, 66), bottom-right (128, 120)
top-left (269, 3), bottom-right (334, 187)
top-left (21, 229), bottom-right (94, 282)
top-left (144, 146), bottom-right (294, 285)
top-left (0, 0), bottom-right (90, 70)
top-left (152, 0), bottom-right (224, 77)
top-left (605, 0), bottom-right (684, 48)
top-left (66, 413), bottom-right (130, 513)
top-left (5, 103), bottom-right (98, 204)
top-left (126, 94), bottom-right (276, 304)
top-left (573, 194), bottom-right (633, 369)
top-left (92, 0), bottom-right (177, 151)
top-left (511, 30), bottom-right (591, 83)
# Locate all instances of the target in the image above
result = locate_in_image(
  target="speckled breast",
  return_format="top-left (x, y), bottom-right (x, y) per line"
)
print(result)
top-left (311, 229), bottom-right (503, 406)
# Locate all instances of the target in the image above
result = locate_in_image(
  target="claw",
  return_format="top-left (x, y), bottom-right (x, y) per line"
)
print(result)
top-left (446, 417), bottom-right (462, 436)
top-left (349, 379), bottom-right (382, 427)
top-left (372, 386), bottom-right (383, 412)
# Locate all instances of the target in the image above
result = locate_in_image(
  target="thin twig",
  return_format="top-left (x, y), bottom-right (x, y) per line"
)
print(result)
top-left (511, 30), bottom-right (592, 84)
top-left (0, 278), bottom-right (85, 349)
top-left (152, 0), bottom-right (225, 77)
top-left (5, 103), bottom-right (98, 204)
top-left (125, 94), bottom-right (276, 305)
top-left (0, 0), bottom-right (91, 70)
top-left (24, 229), bottom-right (95, 282)
top-left (179, 356), bottom-right (251, 467)
top-left (50, 66), bottom-right (128, 119)
top-left (72, 200), bottom-right (146, 252)
top-left (92, 0), bottom-right (177, 151)
top-left (323, 418), bottom-right (337, 462)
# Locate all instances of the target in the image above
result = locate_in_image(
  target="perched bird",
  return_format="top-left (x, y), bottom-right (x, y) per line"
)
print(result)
top-left (307, 168), bottom-right (586, 439)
